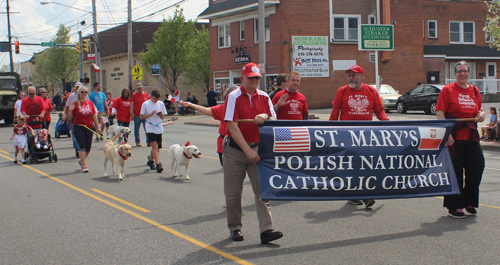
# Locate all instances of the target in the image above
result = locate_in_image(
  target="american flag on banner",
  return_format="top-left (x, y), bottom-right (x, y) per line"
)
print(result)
top-left (273, 127), bottom-right (310, 152)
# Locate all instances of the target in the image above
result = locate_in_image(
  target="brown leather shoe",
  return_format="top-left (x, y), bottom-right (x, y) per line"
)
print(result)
top-left (230, 230), bottom-right (244, 241)
top-left (260, 229), bottom-right (283, 244)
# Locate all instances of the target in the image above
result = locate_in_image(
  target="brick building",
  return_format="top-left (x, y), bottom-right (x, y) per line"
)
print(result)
top-left (199, 0), bottom-right (500, 108)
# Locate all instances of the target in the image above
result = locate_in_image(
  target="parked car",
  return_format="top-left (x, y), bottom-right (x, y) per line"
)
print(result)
top-left (368, 84), bottom-right (401, 112)
top-left (396, 84), bottom-right (445, 115)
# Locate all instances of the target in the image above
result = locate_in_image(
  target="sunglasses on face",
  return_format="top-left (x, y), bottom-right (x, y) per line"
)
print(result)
top-left (29, 93), bottom-right (35, 96)
top-left (80, 91), bottom-right (88, 94)
top-left (248, 76), bottom-right (261, 80)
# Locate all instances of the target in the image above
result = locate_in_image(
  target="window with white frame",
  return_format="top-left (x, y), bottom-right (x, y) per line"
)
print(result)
top-left (332, 15), bottom-right (360, 42)
top-left (218, 24), bottom-right (231, 48)
top-left (368, 14), bottom-right (375, 25)
top-left (449, 21), bottom-right (474, 44)
top-left (240, 21), bottom-right (245, 40)
top-left (486, 22), bottom-right (493, 43)
top-left (428, 20), bottom-right (437, 38)
top-left (254, 16), bottom-right (270, 43)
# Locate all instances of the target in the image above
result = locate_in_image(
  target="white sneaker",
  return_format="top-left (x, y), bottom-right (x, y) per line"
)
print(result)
top-left (173, 113), bottom-right (180, 116)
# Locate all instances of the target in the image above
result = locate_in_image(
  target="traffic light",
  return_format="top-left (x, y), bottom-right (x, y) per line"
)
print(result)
top-left (83, 39), bottom-right (89, 52)
top-left (75, 41), bottom-right (81, 54)
top-left (14, 41), bottom-right (20, 54)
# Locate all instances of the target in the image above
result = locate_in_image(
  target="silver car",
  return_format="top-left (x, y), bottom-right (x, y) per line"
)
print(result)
top-left (369, 84), bottom-right (402, 112)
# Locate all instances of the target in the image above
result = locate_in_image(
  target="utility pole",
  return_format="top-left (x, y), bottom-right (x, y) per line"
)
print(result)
top-left (128, 0), bottom-right (132, 90)
top-left (258, 0), bottom-right (266, 90)
top-left (6, 0), bottom-right (14, 72)
top-left (79, 31), bottom-right (83, 80)
top-left (92, 0), bottom-right (101, 83)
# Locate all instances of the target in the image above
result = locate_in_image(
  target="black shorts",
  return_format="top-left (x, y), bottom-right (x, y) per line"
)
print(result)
top-left (147, 133), bottom-right (162, 149)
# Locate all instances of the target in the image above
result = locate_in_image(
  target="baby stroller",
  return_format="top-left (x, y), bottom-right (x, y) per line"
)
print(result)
top-left (24, 116), bottom-right (58, 164)
top-left (55, 120), bottom-right (71, 138)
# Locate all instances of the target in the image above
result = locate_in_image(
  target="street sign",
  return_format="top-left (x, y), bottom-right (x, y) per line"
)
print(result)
top-left (132, 65), bottom-right (143, 76)
top-left (41, 41), bottom-right (56, 48)
top-left (152, 64), bottom-right (160, 77)
top-left (0, 42), bottom-right (11, 52)
top-left (134, 75), bottom-right (143, 80)
top-left (358, 25), bottom-right (394, 51)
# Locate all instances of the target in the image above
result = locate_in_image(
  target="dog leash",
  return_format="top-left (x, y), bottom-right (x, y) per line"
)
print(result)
top-left (146, 120), bottom-right (180, 145)
top-left (81, 124), bottom-right (115, 144)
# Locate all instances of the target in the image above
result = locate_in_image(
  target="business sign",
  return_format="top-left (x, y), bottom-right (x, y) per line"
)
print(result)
top-left (152, 64), bottom-right (160, 77)
top-left (358, 25), bottom-right (394, 51)
top-left (234, 51), bottom-right (250, 65)
top-left (292, 36), bottom-right (329, 78)
top-left (257, 120), bottom-right (459, 200)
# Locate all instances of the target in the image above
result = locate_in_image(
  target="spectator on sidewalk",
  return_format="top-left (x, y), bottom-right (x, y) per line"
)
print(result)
top-left (130, 83), bottom-right (150, 147)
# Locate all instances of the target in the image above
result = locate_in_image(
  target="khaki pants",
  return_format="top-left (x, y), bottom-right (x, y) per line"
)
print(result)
top-left (223, 143), bottom-right (273, 233)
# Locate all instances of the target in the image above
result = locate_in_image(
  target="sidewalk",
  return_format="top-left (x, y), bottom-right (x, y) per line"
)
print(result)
top-left (176, 109), bottom-right (500, 152)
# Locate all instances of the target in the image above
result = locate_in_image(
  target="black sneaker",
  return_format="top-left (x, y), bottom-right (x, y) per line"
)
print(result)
top-left (13, 160), bottom-right (17, 164)
top-left (230, 230), bottom-right (244, 241)
top-left (347, 200), bottom-right (363, 205)
top-left (147, 156), bottom-right (155, 168)
top-left (364, 199), bottom-right (376, 208)
top-left (156, 163), bottom-right (163, 173)
top-left (465, 206), bottom-right (477, 215)
top-left (448, 209), bottom-right (466, 218)
top-left (260, 229), bottom-right (283, 244)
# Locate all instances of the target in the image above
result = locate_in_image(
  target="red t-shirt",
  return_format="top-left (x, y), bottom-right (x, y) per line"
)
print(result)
top-left (106, 98), bottom-right (116, 116)
top-left (14, 124), bottom-right (32, 135)
top-left (271, 88), bottom-right (309, 120)
top-left (436, 82), bottom-right (482, 140)
top-left (130, 92), bottom-right (149, 116)
top-left (21, 96), bottom-right (46, 128)
top-left (224, 86), bottom-right (276, 143)
top-left (211, 104), bottom-right (227, 153)
top-left (72, 100), bottom-right (97, 128)
top-left (42, 97), bottom-right (53, 121)
top-left (329, 84), bottom-right (388, 121)
top-left (114, 97), bottom-right (131, 122)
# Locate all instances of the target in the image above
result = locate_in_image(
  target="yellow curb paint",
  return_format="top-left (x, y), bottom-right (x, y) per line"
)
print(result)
top-left (0, 151), bottom-right (253, 265)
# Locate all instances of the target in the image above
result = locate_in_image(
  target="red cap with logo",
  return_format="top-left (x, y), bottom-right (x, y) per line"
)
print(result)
top-left (345, 65), bottom-right (364, 75)
top-left (241, 63), bottom-right (262, 78)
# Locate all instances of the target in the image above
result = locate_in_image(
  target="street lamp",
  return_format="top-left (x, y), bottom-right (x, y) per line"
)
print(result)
top-left (40, 1), bottom-right (101, 83)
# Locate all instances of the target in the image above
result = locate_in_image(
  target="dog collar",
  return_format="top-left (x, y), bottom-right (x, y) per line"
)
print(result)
top-left (119, 152), bottom-right (129, 160)
top-left (183, 150), bottom-right (192, 159)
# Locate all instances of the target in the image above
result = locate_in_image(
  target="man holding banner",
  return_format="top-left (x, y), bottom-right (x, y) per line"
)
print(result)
top-left (223, 62), bottom-right (283, 244)
top-left (330, 65), bottom-right (388, 208)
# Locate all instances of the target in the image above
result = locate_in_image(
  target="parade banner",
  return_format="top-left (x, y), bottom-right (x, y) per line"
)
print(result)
top-left (257, 120), bottom-right (460, 200)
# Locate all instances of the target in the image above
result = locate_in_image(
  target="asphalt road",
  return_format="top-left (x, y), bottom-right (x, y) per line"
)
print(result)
top-left (1, 112), bottom-right (499, 264)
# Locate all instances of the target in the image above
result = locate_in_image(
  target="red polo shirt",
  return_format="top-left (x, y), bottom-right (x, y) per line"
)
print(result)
top-left (130, 92), bottom-right (149, 116)
top-left (224, 86), bottom-right (276, 143)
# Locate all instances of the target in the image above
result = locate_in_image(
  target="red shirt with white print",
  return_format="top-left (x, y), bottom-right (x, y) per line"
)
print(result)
top-left (72, 100), bottom-right (97, 128)
top-left (329, 84), bottom-right (388, 121)
top-left (436, 82), bottom-right (482, 140)
top-left (271, 88), bottom-right (309, 120)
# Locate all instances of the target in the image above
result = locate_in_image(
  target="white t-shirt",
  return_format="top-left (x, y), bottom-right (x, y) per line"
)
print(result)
top-left (140, 99), bottom-right (167, 134)
top-left (15, 99), bottom-right (22, 117)
top-left (66, 92), bottom-right (88, 106)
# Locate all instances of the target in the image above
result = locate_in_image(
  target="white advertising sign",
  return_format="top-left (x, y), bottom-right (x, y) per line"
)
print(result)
top-left (292, 36), bottom-right (329, 78)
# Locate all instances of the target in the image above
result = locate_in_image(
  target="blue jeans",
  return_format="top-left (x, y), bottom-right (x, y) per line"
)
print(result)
top-left (70, 123), bottom-right (80, 152)
top-left (134, 116), bottom-right (148, 144)
top-left (117, 121), bottom-right (130, 127)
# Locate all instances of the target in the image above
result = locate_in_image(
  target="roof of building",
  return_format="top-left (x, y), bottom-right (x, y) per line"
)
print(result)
top-left (198, 0), bottom-right (279, 19)
top-left (424, 45), bottom-right (500, 58)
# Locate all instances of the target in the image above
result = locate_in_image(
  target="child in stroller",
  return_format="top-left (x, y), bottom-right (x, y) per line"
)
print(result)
top-left (35, 129), bottom-right (51, 149)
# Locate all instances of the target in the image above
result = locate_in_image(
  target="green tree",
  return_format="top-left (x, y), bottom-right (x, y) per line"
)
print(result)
top-left (485, 1), bottom-right (500, 50)
top-left (139, 7), bottom-right (196, 93)
top-left (0, 62), bottom-right (21, 73)
top-left (32, 51), bottom-right (54, 89)
top-left (183, 26), bottom-right (210, 92)
top-left (42, 24), bottom-right (79, 92)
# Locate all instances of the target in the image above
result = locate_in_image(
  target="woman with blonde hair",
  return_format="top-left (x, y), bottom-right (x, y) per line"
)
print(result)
top-left (67, 86), bottom-right (101, 173)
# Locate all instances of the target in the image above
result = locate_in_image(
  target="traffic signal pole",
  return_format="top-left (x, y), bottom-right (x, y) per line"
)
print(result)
top-left (79, 31), bottom-right (83, 81)
top-left (6, 0), bottom-right (14, 72)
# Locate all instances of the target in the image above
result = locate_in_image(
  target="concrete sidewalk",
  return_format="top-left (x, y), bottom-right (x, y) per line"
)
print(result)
top-left (177, 109), bottom-right (500, 152)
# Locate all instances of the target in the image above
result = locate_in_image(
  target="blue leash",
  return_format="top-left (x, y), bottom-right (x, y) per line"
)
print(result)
top-left (147, 120), bottom-right (180, 145)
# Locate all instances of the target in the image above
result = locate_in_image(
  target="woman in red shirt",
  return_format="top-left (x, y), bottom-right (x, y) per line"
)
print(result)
top-left (68, 86), bottom-right (101, 173)
top-left (436, 61), bottom-right (486, 218)
top-left (39, 88), bottom-right (53, 130)
top-left (113, 88), bottom-right (132, 127)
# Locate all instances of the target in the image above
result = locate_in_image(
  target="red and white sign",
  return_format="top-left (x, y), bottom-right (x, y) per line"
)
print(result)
top-left (418, 127), bottom-right (446, 150)
top-left (87, 54), bottom-right (95, 60)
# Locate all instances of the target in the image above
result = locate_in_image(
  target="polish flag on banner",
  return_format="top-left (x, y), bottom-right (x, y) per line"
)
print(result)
top-left (273, 127), bottom-right (310, 152)
top-left (92, 63), bottom-right (101, 72)
top-left (418, 127), bottom-right (446, 150)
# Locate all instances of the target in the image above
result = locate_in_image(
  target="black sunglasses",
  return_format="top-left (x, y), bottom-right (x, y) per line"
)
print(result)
top-left (28, 93), bottom-right (35, 96)
top-left (80, 91), bottom-right (88, 94)
top-left (248, 76), bottom-right (261, 80)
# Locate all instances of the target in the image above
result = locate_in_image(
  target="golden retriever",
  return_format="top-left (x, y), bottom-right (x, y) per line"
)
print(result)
top-left (103, 134), bottom-right (132, 180)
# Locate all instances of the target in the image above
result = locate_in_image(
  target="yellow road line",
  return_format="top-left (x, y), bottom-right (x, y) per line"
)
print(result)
top-left (0, 149), bottom-right (9, 155)
top-left (0, 152), bottom-right (253, 265)
top-left (91, 188), bottom-right (151, 213)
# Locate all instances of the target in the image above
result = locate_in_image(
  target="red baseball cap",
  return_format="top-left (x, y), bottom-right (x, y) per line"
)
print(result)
top-left (241, 63), bottom-right (262, 78)
top-left (345, 65), bottom-right (364, 75)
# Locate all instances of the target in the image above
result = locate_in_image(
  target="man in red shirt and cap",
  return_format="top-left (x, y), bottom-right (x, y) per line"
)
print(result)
top-left (329, 64), bottom-right (388, 208)
top-left (223, 62), bottom-right (283, 244)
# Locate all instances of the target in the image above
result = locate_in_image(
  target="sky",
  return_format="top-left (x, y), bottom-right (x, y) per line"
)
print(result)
top-left (0, 0), bottom-right (209, 66)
